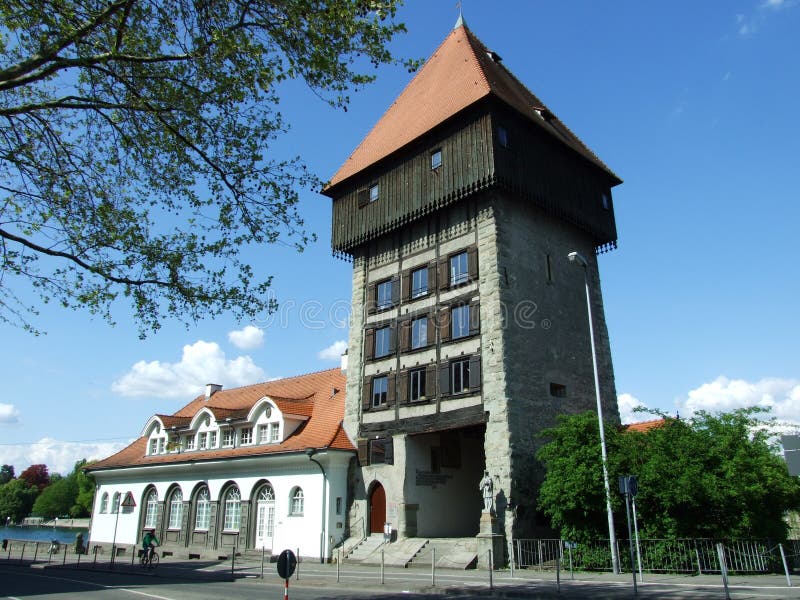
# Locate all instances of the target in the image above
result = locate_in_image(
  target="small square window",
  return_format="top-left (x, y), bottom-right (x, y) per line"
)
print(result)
top-left (209, 431), bottom-right (217, 448)
top-left (369, 183), bottom-right (379, 203)
top-left (240, 427), bottom-right (253, 445)
top-left (497, 125), bottom-right (509, 148)
top-left (185, 435), bottom-right (196, 451)
top-left (222, 429), bottom-right (234, 448)
top-left (270, 423), bottom-right (280, 443)
top-left (198, 432), bottom-right (208, 450)
top-left (372, 376), bottom-right (388, 408)
top-left (601, 192), bottom-right (610, 210)
top-left (149, 439), bottom-right (158, 455)
top-left (431, 149), bottom-right (442, 170)
top-left (336, 497), bottom-right (342, 515)
top-left (258, 424), bottom-right (269, 444)
top-left (550, 383), bottom-right (567, 398)
top-left (411, 267), bottom-right (428, 298)
top-left (369, 438), bottom-right (393, 464)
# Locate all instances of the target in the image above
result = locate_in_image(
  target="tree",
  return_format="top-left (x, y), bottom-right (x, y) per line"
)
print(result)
top-left (32, 475), bottom-right (78, 519)
top-left (19, 464), bottom-right (50, 490)
top-left (0, 0), bottom-right (416, 336)
top-left (72, 459), bottom-right (96, 517)
top-left (0, 478), bottom-right (39, 523)
top-left (0, 464), bottom-right (13, 484)
top-left (537, 408), bottom-right (800, 541)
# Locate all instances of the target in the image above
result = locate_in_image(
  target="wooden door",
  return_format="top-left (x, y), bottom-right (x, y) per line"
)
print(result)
top-left (369, 483), bottom-right (386, 534)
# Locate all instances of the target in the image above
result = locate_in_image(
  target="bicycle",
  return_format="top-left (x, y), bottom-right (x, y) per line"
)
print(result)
top-left (140, 545), bottom-right (159, 568)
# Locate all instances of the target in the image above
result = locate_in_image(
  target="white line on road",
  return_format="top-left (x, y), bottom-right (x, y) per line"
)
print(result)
top-left (4, 571), bottom-right (177, 600)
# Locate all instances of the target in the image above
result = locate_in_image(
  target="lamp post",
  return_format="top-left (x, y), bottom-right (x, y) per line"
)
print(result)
top-left (306, 448), bottom-right (327, 564)
top-left (567, 251), bottom-right (620, 574)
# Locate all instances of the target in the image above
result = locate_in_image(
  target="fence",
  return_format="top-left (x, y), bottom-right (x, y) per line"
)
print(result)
top-left (513, 538), bottom-right (800, 575)
top-left (2, 538), bottom-right (144, 569)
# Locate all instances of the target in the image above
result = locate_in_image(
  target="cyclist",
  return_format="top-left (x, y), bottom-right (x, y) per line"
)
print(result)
top-left (142, 529), bottom-right (159, 564)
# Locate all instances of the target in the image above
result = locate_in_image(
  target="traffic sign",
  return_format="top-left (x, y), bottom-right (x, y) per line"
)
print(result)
top-left (121, 492), bottom-right (136, 508)
top-left (277, 549), bottom-right (297, 579)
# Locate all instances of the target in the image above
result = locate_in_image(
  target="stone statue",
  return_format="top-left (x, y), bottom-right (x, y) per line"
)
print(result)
top-left (480, 470), bottom-right (493, 513)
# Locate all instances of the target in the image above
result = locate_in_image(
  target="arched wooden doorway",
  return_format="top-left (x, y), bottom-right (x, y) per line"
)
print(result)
top-left (369, 482), bottom-right (386, 534)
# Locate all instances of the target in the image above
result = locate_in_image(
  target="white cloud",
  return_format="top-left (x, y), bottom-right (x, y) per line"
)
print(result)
top-left (678, 376), bottom-right (800, 423)
top-left (0, 438), bottom-right (131, 476)
top-left (0, 403), bottom-right (20, 424)
top-left (112, 340), bottom-right (266, 399)
top-left (617, 393), bottom-right (649, 424)
top-left (318, 340), bottom-right (348, 362)
top-left (228, 325), bottom-right (264, 350)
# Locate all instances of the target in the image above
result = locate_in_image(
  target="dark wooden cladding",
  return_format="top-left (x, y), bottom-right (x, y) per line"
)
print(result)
top-left (492, 104), bottom-right (618, 246)
top-left (327, 100), bottom-right (620, 254)
top-left (329, 113), bottom-right (495, 253)
top-left (359, 404), bottom-right (487, 438)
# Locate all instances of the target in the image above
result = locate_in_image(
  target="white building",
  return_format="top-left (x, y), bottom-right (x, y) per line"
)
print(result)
top-left (86, 368), bottom-right (353, 561)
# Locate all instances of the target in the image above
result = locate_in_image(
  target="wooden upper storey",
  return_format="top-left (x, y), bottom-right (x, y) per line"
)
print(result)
top-left (323, 23), bottom-right (622, 255)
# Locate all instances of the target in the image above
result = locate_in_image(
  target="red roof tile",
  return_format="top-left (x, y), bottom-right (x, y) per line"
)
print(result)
top-left (88, 369), bottom-right (353, 471)
top-left (327, 24), bottom-right (619, 190)
top-left (624, 418), bottom-right (669, 433)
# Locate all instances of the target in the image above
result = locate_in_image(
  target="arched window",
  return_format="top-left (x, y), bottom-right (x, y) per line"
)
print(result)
top-left (258, 485), bottom-right (275, 502)
top-left (290, 487), bottom-right (304, 515)
top-left (111, 492), bottom-right (120, 513)
top-left (223, 487), bottom-right (241, 531)
top-left (194, 488), bottom-right (210, 531)
top-left (144, 489), bottom-right (158, 528)
top-left (100, 492), bottom-right (109, 513)
top-left (168, 489), bottom-right (183, 529)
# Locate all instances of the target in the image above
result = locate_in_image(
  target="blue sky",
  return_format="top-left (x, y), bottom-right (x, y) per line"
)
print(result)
top-left (1, 1), bottom-right (799, 474)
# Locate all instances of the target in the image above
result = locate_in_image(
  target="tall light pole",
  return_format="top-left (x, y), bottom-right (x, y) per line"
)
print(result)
top-left (568, 251), bottom-right (620, 574)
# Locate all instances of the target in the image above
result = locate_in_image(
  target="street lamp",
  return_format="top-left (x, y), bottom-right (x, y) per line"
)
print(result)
top-left (567, 251), bottom-right (620, 574)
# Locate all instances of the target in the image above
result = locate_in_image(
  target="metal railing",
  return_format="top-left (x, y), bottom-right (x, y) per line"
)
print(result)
top-left (512, 538), bottom-right (797, 575)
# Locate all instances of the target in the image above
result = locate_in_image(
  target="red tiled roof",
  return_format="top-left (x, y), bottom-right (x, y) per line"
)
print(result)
top-left (624, 418), bottom-right (669, 433)
top-left (327, 23), bottom-right (619, 190)
top-left (88, 369), bottom-right (353, 471)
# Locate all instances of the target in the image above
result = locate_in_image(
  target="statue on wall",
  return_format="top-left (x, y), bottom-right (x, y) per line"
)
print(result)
top-left (480, 470), bottom-right (493, 513)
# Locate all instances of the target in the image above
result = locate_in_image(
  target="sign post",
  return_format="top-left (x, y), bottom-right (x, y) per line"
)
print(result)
top-left (277, 549), bottom-right (297, 600)
top-left (111, 492), bottom-right (136, 567)
top-left (619, 475), bottom-right (639, 597)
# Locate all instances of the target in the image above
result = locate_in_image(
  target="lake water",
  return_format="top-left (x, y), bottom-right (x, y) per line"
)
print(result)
top-left (0, 525), bottom-right (88, 545)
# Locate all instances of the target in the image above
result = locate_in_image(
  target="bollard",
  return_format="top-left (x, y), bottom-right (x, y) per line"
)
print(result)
top-left (779, 543), bottom-right (792, 588)
top-left (62, 543), bottom-right (67, 565)
top-left (695, 548), bottom-right (702, 575)
top-left (488, 550), bottom-right (493, 590)
top-left (34, 542), bottom-right (39, 563)
top-left (431, 547), bottom-right (435, 587)
top-left (93, 545), bottom-right (98, 566)
top-left (231, 549), bottom-right (235, 577)
top-left (261, 547), bottom-right (266, 579)
top-left (336, 547), bottom-right (340, 583)
top-left (7, 542), bottom-right (12, 560)
top-left (296, 547), bottom-right (300, 581)
top-left (556, 547), bottom-right (560, 593)
top-left (508, 539), bottom-right (514, 579)
top-left (19, 542), bottom-right (26, 564)
top-left (716, 543), bottom-right (730, 600)
top-left (381, 549), bottom-right (385, 584)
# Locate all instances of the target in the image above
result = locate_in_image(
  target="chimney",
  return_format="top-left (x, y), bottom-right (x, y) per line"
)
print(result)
top-left (205, 383), bottom-right (222, 400)
top-left (340, 350), bottom-right (348, 376)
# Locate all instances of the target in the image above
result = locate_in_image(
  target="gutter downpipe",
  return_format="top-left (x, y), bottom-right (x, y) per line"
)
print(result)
top-left (306, 448), bottom-right (327, 564)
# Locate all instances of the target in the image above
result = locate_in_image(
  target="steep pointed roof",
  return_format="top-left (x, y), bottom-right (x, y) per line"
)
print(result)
top-left (327, 23), bottom-right (619, 190)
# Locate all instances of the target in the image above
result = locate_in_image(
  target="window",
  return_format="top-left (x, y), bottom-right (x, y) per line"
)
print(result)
top-left (550, 383), bottom-right (567, 398)
top-left (223, 487), bottom-right (241, 531)
top-left (185, 435), bottom-right (196, 451)
top-left (545, 253), bottom-right (553, 283)
top-left (209, 431), bottom-right (217, 448)
top-left (144, 490), bottom-right (158, 528)
top-left (258, 424), bottom-right (269, 444)
top-left (411, 317), bottom-right (427, 349)
top-left (290, 488), bottom-right (304, 515)
top-left (100, 493), bottom-right (109, 513)
top-left (410, 368), bottom-right (427, 402)
top-left (451, 304), bottom-right (470, 339)
top-left (111, 492), bottom-right (120, 514)
top-left (168, 490), bottom-right (183, 529)
top-left (497, 125), bottom-right (509, 148)
top-left (372, 376), bottom-right (388, 408)
top-left (451, 358), bottom-right (470, 394)
top-left (374, 326), bottom-right (391, 358)
top-left (198, 432), bottom-right (207, 450)
top-left (222, 429), bottom-right (234, 448)
top-left (376, 280), bottom-right (393, 310)
top-left (369, 438), bottom-right (394, 464)
top-left (270, 423), bottom-right (280, 443)
top-left (431, 149), bottom-right (442, 170)
top-left (240, 427), bottom-right (253, 445)
top-left (369, 183), bottom-right (379, 203)
top-left (411, 267), bottom-right (428, 298)
top-left (157, 438), bottom-right (164, 454)
top-left (602, 192), bottom-right (610, 210)
top-left (450, 252), bottom-right (469, 286)
top-left (336, 497), bottom-right (342, 515)
top-left (194, 488), bottom-right (210, 530)
top-left (149, 439), bottom-right (158, 455)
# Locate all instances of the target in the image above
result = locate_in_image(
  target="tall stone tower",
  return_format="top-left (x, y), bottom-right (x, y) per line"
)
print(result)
top-left (322, 20), bottom-right (621, 544)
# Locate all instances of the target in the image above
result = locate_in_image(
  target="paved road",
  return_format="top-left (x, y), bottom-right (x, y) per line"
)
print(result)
top-left (1, 559), bottom-right (798, 599)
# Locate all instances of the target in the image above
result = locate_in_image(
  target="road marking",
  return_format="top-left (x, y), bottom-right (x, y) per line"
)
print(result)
top-left (2, 572), bottom-right (176, 600)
